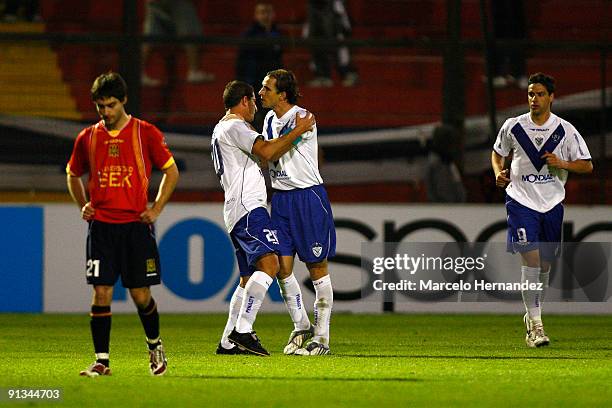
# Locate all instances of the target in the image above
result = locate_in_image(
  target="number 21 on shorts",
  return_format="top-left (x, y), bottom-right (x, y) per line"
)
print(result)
top-left (86, 259), bottom-right (100, 277)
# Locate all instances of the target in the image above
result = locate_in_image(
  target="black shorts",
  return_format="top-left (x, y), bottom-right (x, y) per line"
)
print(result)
top-left (86, 220), bottom-right (162, 288)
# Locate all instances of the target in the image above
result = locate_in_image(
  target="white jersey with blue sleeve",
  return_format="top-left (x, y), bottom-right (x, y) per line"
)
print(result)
top-left (211, 117), bottom-right (267, 232)
top-left (262, 105), bottom-right (323, 190)
top-left (493, 112), bottom-right (591, 213)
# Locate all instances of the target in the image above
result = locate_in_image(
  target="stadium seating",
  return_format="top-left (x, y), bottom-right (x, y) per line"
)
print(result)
top-left (1, 1), bottom-right (609, 204)
top-left (0, 22), bottom-right (80, 119)
top-left (32, 0), bottom-right (611, 129)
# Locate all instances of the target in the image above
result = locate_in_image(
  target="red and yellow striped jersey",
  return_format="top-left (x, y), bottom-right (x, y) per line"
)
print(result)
top-left (67, 117), bottom-right (175, 223)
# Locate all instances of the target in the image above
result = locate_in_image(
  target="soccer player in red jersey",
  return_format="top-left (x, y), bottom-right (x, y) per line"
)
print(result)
top-left (66, 72), bottom-right (179, 377)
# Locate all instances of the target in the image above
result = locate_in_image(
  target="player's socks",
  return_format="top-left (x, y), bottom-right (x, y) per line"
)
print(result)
top-left (278, 274), bottom-right (311, 331)
top-left (220, 285), bottom-right (244, 349)
top-left (312, 275), bottom-right (333, 345)
top-left (539, 266), bottom-right (550, 304)
top-left (137, 298), bottom-right (160, 350)
top-left (521, 266), bottom-right (542, 322)
top-left (90, 305), bottom-right (111, 366)
top-left (236, 271), bottom-right (273, 333)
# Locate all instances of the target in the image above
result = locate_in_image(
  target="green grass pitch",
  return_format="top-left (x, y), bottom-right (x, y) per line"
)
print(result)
top-left (1, 313), bottom-right (611, 407)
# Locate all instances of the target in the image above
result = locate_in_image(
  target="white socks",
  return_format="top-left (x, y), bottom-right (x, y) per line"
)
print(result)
top-left (540, 266), bottom-right (550, 304)
top-left (236, 271), bottom-right (273, 334)
top-left (278, 274), bottom-right (311, 331)
top-left (230, 272), bottom-right (333, 345)
top-left (521, 266), bottom-right (542, 322)
top-left (220, 285), bottom-right (244, 349)
top-left (312, 275), bottom-right (333, 345)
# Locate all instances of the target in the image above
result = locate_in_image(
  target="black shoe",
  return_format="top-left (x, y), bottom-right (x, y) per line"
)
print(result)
top-left (216, 342), bottom-right (248, 355)
top-left (227, 329), bottom-right (270, 356)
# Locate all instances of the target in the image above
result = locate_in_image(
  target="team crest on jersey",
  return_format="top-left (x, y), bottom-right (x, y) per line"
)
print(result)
top-left (109, 144), bottom-right (119, 158)
top-left (311, 242), bottom-right (323, 257)
top-left (534, 136), bottom-right (543, 147)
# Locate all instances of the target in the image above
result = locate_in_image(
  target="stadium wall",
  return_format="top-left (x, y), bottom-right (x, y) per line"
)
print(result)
top-left (0, 204), bottom-right (610, 314)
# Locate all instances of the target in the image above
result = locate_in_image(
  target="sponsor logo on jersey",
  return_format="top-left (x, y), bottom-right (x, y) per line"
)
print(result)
top-left (270, 169), bottom-right (290, 179)
top-left (98, 166), bottom-right (133, 188)
top-left (530, 128), bottom-right (549, 132)
top-left (521, 173), bottom-right (554, 183)
top-left (551, 133), bottom-right (561, 142)
top-left (312, 242), bottom-right (323, 257)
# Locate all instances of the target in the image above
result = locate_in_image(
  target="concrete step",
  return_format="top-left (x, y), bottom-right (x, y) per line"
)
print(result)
top-left (0, 110), bottom-right (81, 120)
top-left (0, 82), bottom-right (72, 94)
top-left (0, 92), bottom-right (77, 111)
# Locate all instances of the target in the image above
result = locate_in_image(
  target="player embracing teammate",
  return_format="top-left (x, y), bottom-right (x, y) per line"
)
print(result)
top-left (259, 69), bottom-right (335, 356)
top-left (214, 70), bottom-right (335, 356)
top-left (212, 78), bottom-right (322, 356)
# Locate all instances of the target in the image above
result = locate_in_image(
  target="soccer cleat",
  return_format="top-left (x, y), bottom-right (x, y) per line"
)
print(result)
top-left (530, 322), bottom-right (550, 348)
top-left (294, 341), bottom-right (330, 356)
top-left (79, 362), bottom-right (111, 377)
top-left (523, 313), bottom-right (532, 346)
top-left (149, 341), bottom-right (168, 376)
top-left (524, 314), bottom-right (550, 348)
top-left (216, 342), bottom-right (249, 355)
top-left (283, 326), bottom-right (314, 355)
top-left (227, 329), bottom-right (270, 356)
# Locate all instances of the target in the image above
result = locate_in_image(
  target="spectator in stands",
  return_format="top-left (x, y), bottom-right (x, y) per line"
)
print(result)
top-left (236, 2), bottom-right (283, 131)
top-left (304, 0), bottom-right (358, 87)
top-left (424, 125), bottom-right (467, 203)
top-left (489, 0), bottom-right (528, 89)
top-left (1, 0), bottom-right (40, 22)
top-left (141, 0), bottom-right (215, 86)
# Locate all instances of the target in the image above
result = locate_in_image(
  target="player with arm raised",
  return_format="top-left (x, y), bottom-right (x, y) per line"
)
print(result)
top-left (67, 72), bottom-right (179, 376)
top-left (259, 69), bottom-right (335, 356)
top-left (491, 72), bottom-right (592, 348)
top-left (212, 80), bottom-right (315, 356)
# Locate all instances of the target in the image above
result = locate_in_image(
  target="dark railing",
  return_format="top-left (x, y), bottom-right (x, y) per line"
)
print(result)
top-left (0, 6), bottom-right (609, 203)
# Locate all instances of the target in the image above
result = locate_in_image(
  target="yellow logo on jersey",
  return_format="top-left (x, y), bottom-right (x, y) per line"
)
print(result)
top-left (109, 144), bottom-right (120, 157)
top-left (98, 165), bottom-right (133, 188)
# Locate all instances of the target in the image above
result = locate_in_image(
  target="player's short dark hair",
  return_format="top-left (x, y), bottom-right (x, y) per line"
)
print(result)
top-left (528, 72), bottom-right (555, 95)
top-left (266, 69), bottom-right (301, 104)
top-left (91, 72), bottom-right (127, 101)
top-left (223, 80), bottom-right (254, 110)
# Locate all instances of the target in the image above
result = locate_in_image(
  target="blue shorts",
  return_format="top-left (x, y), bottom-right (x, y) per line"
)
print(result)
top-left (505, 196), bottom-right (563, 260)
top-left (271, 184), bottom-right (336, 263)
top-left (230, 207), bottom-right (280, 276)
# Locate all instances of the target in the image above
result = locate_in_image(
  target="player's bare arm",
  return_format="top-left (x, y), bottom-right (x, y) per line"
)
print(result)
top-left (491, 151), bottom-right (510, 187)
top-left (67, 174), bottom-right (95, 220)
top-left (140, 163), bottom-right (179, 224)
top-left (252, 112), bottom-right (315, 162)
top-left (541, 152), bottom-right (593, 174)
